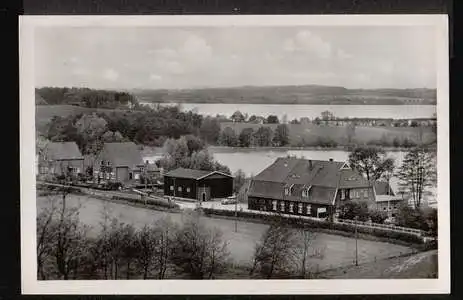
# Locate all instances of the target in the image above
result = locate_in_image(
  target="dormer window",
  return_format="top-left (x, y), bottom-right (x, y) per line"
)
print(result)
top-left (302, 185), bottom-right (312, 198)
top-left (284, 184), bottom-right (294, 196)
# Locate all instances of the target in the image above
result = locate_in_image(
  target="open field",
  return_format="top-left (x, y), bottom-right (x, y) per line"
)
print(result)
top-left (37, 194), bottom-right (414, 272)
top-left (318, 250), bottom-right (437, 279)
top-left (35, 105), bottom-right (127, 133)
top-left (219, 122), bottom-right (436, 145)
top-left (130, 85), bottom-right (436, 105)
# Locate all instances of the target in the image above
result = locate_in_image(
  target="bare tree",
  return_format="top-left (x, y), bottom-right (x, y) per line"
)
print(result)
top-left (153, 216), bottom-right (177, 279)
top-left (397, 147), bottom-right (437, 209)
top-left (170, 213), bottom-right (230, 279)
top-left (291, 227), bottom-right (317, 279)
top-left (249, 218), bottom-right (296, 279)
top-left (134, 225), bottom-right (157, 279)
top-left (36, 197), bottom-right (58, 279)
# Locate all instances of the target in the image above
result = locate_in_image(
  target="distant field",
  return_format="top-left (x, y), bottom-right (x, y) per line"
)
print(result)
top-left (35, 105), bottom-right (127, 133)
top-left (220, 122), bottom-right (436, 145)
top-left (37, 194), bottom-right (414, 272)
top-left (131, 85), bottom-right (436, 105)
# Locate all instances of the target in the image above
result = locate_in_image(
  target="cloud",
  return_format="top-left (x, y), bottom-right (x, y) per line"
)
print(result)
top-left (72, 67), bottom-right (89, 76)
top-left (284, 30), bottom-right (332, 59)
top-left (180, 35), bottom-right (212, 59)
top-left (149, 73), bottom-right (162, 81)
top-left (336, 49), bottom-right (353, 60)
top-left (102, 68), bottom-right (119, 81)
top-left (156, 60), bottom-right (185, 75)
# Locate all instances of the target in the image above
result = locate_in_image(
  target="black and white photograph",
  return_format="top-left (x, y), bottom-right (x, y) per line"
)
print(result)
top-left (20, 15), bottom-right (449, 294)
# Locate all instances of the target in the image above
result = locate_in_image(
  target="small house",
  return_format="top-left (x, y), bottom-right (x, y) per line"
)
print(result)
top-left (94, 142), bottom-right (145, 183)
top-left (38, 141), bottom-right (84, 176)
top-left (164, 168), bottom-right (233, 201)
top-left (373, 181), bottom-right (404, 218)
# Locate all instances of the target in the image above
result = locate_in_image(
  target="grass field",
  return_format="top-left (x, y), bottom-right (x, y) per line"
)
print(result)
top-left (220, 122), bottom-right (436, 145)
top-left (37, 194), bottom-right (414, 272)
top-left (35, 105), bottom-right (126, 133)
top-left (317, 250), bottom-right (437, 279)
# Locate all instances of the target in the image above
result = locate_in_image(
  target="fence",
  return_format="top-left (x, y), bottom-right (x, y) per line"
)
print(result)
top-left (336, 219), bottom-right (425, 236)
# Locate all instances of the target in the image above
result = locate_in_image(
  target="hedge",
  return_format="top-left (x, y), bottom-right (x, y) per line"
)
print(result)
top-left (111, 195), bottom-right (180, 209)
top-left (201, 208), bottom-right (428, 246)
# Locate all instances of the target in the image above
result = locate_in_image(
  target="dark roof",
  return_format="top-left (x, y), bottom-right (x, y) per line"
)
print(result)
top-left (164, 168), bottom-right (232, 180)
top-left (100, 142), bottom-right (144, 168)
top-left (248, 157), bottom-right (369, 205)
top-left (374, 181), bottom-right (396, 196)
top-left (44, 142), bottom-right (83, 160)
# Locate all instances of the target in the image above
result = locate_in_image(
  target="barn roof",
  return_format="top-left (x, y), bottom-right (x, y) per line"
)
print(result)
top-left (100, 142), bottom-right (144, 168)
top-left (164, 168), bottom-right (232, 180)
top-left (44, 142), bottom-right (83, 160)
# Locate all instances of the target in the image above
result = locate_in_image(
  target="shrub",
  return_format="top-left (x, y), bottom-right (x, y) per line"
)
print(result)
top-left (369, 210), bottom-right (388, 224)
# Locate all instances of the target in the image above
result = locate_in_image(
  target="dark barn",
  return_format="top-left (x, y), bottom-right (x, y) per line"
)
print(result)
top-left (164, 168), bottom-right (233, 201)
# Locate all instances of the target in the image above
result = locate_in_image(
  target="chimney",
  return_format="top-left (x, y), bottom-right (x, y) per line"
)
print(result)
top-left (329, 158), bottom-right (333, 162)
top-left (308, 160), bottom-right (313, 170)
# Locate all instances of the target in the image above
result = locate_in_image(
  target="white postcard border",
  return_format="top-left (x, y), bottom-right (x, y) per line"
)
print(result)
top-left (20, 14), bottom-right (450, 295)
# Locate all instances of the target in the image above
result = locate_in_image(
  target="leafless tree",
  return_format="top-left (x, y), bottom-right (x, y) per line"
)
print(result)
top-left (249, 217), bottom-right (296, 279)
top-left (170, 213), bottom-right (230, 279)
top-left (36, 197), bottom-right (58, 279)
top-left (291, 225), bottom-right (317, 279)
top-left (153, 216), bottom-right (177, 279)
top-left (134, 225), bottom-right (158, 279)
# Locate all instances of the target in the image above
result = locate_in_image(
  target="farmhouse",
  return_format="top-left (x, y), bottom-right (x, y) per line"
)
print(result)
top-left (94, 142), bottom-right (145, 183)
top-left (38, 141), bottom-right (84, 176)
top-left (247, 157), bottom-right (375, 218)
top-left (164, 168), bottom-right (233, 202)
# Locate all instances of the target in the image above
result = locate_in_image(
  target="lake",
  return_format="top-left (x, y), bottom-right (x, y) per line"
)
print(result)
top-left (140, 102), bottom-right (436, 120)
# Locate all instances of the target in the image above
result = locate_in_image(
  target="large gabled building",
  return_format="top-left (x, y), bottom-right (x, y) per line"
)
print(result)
top-left (94, 142), bottom-right (145, 183)
top-left (247, 157), bottom-right (375, 218)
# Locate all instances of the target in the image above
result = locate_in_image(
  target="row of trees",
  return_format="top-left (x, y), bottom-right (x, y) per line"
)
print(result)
top-left (218, 125), bottom-right (290, 147)
top-left (37, 194), bottom-right (231, 280)
top-left (346, 146), bottom-right (437, 233)
top-left (37, 87), bottom-right (139, 109)
top-left (38, 191), bottom-right (323, 280)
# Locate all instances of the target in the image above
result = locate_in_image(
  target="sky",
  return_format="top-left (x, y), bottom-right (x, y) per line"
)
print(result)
top-left (34, 26), bottom-right (437, 90)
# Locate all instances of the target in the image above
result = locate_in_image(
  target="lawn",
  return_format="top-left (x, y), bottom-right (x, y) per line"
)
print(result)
top-left (317, 250), bottom-right (437, 279)
top-left (37, 194), bottom-right (414, 273)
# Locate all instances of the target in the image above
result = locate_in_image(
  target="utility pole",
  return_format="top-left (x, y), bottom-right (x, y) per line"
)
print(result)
top-left (234, 198), bottom-right (238, 233)
top-left (355, 216), bottom-right (359, 266)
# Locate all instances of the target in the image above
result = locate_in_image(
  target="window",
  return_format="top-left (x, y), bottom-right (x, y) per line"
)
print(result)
top-left (280, 201), bottom-right (285, 212)
top-left (298, 203), bottom-right (303, 214)
top-left (340, 189), bottom-right (345, 200)
top-left (363, 189), bottom-right (369, 198)
top-left (178, 186), bottom-right (182, 192)
top-left (306, 205), bottom-right (312, 215)
top-left (289, 203), bottom-right (294, 213)
top-left (186, 187), bottom-right (191, 193)
top-left (383, 207), bottom-right (387, 211)
top-left (170, 185), bottom-right (174, 191)
top-left (285, 188), bottom-right (290, 196)
top-left (272, 200), bottom-right (277, 211)
top-left (302, 188), bottom-right (310, 198)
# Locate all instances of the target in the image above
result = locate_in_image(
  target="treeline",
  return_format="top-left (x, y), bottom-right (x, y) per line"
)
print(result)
top-left (218, 124), bottom-right (289, 147)
top-left (36, 87), bottom-right (139, 109)
top-left (37, 193), bottom-right (326, 280)
top-left (42, 105), bottom-right (205, 152)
